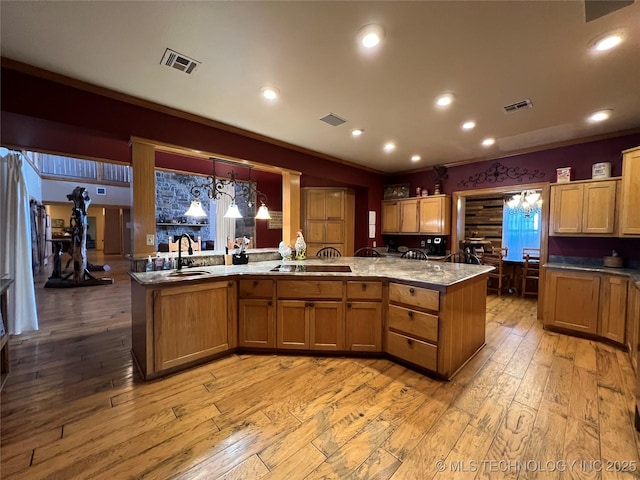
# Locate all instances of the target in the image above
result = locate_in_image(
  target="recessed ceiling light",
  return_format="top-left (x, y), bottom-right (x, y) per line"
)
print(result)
top-left (351, 129), bottom-right (364, 137)
top-left (411, 155), bottom-right (421, 162)
top-left (482, 137), bottom-right (496, 147)
top-left (260, 86), bottom-right (280, 100)
top-left (436, 93), bottom-right (455, 107)
top-left (594, 33), bottom-right (623, 51)
top-left (383, 142), bottom-right (396, 152)
top-left (588, 109), bottom-right (613, 122)
top-left (461, 121), bottom-right (476, 131)
top-left (357, 24), bottom-right (385, 49)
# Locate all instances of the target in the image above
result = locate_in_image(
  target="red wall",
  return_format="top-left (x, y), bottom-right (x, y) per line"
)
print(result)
top-left (388, 133), bottom-right (640, 259)
top-left (1, 65), bottom-right (385, 248)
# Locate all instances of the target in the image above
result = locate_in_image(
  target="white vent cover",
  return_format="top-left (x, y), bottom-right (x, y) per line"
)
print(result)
top-left (160, 48), bottom-right (200, 75)
top-left (320, 113), bottom-right (347, 126)
top-left (503, 98), bottom-right (533, 113)
top-left (96, 186), bottom-right (106, 195)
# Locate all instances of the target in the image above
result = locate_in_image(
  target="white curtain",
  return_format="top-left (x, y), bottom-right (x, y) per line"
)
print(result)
top-left (214, 183), bottom-right (235, 251)
top-left (0, 152), bottom-right (39, 334)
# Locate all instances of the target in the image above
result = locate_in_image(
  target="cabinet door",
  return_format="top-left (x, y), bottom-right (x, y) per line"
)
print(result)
top-left (154, 281), bottom-right (232, 371)
top-left (325, 221), bottom-right (344, 243)
top-left (306, 189), bottom-right (327, 220)
top-left (543, 270), bottom-right (599, 334)
top-left (583, 181), bottom-right (617, 234)
top-left (621, 147), bottom-right (640, 235)
top-left (382, 201), bottom-right (400, 233)
top-left (599, 276), bottom-right (627, 343)
top-left (310, 301), bottom-right (345, 350)
top-left (306, 220), bottom-right (326, 243)
top-left (550, 184), bottom-right (583, 234)
top-left (626, 283), bottom-right (640, 372)
top-left (400, 199), bottom-right (420, 233)
top-left (325, 190), bottom-right (344, 219)
top-left (239, 299), bottom-right (275, 348)
top-left (277, 300), bottom-right (309, 349)
top-left (419, 196), bottom-right (451, 234)
top-left (346, 301), bottom-right (382, 352)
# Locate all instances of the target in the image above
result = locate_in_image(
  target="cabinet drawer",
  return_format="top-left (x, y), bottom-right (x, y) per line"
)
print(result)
top-left (346, 281), bottom-right (382, 300)
top-left (386, 330), bottom-right (437, 371)
top-left (389, 283), bottom-right (439, 311)
top-left (239, 279), bottom-right (274, 298)
top-left (277, 280), bottom-right (343, 299)
top-left (388, 305), bottom-right (438, 343)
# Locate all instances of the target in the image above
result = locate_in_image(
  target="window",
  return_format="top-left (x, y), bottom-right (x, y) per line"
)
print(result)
top-left (502, 197), bottom-right (541, 262)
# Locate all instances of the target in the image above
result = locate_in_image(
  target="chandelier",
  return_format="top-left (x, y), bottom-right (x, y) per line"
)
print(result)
top-left (506, 189), bottom-right (542, 217)
top-left (184, 159), bottom-right (271, 220)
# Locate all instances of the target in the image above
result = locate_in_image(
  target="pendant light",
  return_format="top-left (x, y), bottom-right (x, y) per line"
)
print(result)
top-left (184, 199), bottom-right (207, 218)
top-left (224, 203), bottom-right (243, 219)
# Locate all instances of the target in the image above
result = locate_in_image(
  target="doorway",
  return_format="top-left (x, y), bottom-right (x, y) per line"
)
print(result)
top-left (104, 208), bottom-right (122, 255)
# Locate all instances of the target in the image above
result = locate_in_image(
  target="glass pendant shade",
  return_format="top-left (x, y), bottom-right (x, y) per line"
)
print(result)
top-left (224, 203), bottom-right (243, 218)
top-left (255, 203), bottom-right (271, 220)
top-left (184, 199), bottom-right (207, 217)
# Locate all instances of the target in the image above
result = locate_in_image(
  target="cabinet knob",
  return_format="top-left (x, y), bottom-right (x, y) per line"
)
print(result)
top-left (361, 283), bottom-right (367, 290)
top-left (228, 282), bottom-right (233, 288)
top-left (408, 311), bottom-right (414, 319)
top-left (268, 301), bottom-right (272, 306)
top-left (347, 303), bottom-right (352, 309)
top-left (409, 288), bottom-right (415, 295)
top-left (407, 338), bottom-right (413, 346)
top-left (253, 280), bottom-right (258, 287)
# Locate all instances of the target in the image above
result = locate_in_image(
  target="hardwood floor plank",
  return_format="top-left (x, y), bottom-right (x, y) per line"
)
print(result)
top-left (562, 420), bottom-right (600, 480)
top-left (542, 356), bottom-right (573, 407)
top-left (490, 333), bottom-right (524, 366)
top-left (596, 346), bottom-right (624, 394)
top-left (260, 443), bottom-right (326, 480)
top-left (215, 454), bottom-right (269, 480)
top-left (574, 339), bottom-right (598, 373)
top-left (347, 447), bottom-right (401, 480)
top-left (453, 360), bottom-right (505, 416)
top-left (513, 362), bottom-right (551, 410)
top-left (568, 366), bottom-right (599, 425)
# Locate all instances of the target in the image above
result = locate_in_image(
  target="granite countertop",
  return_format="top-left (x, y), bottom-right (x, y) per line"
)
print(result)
top-left (544, 262), bottom-right (640, 288)
top-left (130, 257), bottom-right (494, 290)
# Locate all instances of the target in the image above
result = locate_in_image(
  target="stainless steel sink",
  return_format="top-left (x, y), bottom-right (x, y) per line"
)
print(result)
top-left (168, 270), bottom-right (208, 277)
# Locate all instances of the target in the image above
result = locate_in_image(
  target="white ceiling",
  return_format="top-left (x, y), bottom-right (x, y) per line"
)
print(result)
top-left (1, 1), bottom-right (639, 173)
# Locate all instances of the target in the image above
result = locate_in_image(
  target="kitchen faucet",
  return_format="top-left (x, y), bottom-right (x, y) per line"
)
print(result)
top-left (176, 234), bottom-right (193, 270)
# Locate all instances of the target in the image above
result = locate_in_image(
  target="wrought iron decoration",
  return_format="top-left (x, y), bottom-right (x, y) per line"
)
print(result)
top-left (457, 161), bottom-right (545, 188)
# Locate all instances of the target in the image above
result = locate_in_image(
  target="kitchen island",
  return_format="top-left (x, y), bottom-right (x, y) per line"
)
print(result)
top-left (130, 257), bottom-right (493, 380)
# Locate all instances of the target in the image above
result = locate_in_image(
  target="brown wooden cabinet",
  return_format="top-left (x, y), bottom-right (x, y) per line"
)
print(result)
top-left (345, 281), bottom-right (382, 352)
top-left (276, 280), bottom-right (345, 350)
top-left (620, 146), bottom-right (640, 235)
top-left (239, 279), bottom-right (275, 348)
top-left (386, 282), bottom-right (439, 371)
top-left (302, 188), bottom-right (354, 256)
top-left (419, 196), bottom-right (451, 234)
top-left (626, 282), bottom-right (640, 372)
top-left (382, 195), bottom-right (451, 235)
top-left (544, 267), bottom-right (629, 344)
top-left (550, 180), bottom-right (618, 236)
top-left (153, 281), bottom-right (237, 372)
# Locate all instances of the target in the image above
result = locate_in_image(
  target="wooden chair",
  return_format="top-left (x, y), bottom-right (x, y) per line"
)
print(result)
top-left (227, 236), bottom-right (253, 250)
top-left (521, 247), bottom-right (540, 297)
top-left (168, 235), bottom-right (201, 252)
top-left (354, 247), bottom-right (381, 257)
top-left (443, 251), bottom-right (481, 264)
top-left (482, 247), bottom-right (509, 295)
top-left (401, 249), bottom-right (428, 260)
top-left (316, 246), bottom-right (342, 258)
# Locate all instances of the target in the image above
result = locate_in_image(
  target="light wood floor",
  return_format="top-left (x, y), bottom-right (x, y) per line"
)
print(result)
top-left (2, 254), bottom-right (639, 479)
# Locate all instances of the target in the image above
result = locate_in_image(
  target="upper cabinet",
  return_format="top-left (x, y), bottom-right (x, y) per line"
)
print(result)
top-left (302, 188), bottom-right (355, 256)
top-left (550, 179), bottom-right (618, 236)
top-left (382, 195), bottom-right (451, 235)
top-left (620, 146), bottom-right (640, 236)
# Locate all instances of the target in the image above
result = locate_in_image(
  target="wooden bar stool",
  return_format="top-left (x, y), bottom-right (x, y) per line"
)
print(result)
top-left (521, 247), bottom-right (540, 297)
top-left (482, 247), bottom-right (509, 295)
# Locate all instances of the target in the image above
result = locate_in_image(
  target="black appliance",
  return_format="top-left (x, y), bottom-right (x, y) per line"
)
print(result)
top-left (425, 236), bottom-right (447, 256)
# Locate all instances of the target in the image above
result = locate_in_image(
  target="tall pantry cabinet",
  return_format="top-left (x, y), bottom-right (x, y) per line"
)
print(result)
top-left (301, 188), bottom-right (355, 256)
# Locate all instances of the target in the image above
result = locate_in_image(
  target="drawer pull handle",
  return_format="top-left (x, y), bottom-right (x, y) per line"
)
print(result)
top-left (407, 338), bottom-right (413, 346)
top-left (361, 283), bottom-right (367, 290)
top-left (408, 311), bottom-right (414, 319)
top-left (409, 288), bottom-right (415, 295)
top-left (253, 280), bottom-right (258, 287)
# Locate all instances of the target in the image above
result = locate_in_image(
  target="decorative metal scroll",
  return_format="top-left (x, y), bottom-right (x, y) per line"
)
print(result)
top-left (457, 161), bottom-right (545, 188)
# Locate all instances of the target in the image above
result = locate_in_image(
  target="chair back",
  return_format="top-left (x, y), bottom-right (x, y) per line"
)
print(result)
top-left (481, 247), bottom-right (507, 267)
top-left (316, 246), bottom-right (342, 258)
top-left (354, 247), bottom-right (381, 257)
top-left (168, 235), bottom-right (201, 252)
top-left (443, 251), bottom-right (481, 264)
top-left (523, 247), bottom-right (540, 262)
top-left (401, 249), bottom-right (428, 260)
top-left (522, 247), bottom-right (541, 297)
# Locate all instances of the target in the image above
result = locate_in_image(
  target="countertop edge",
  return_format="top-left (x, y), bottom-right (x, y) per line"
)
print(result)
top-left (544, 262), bottom-right (640, 287)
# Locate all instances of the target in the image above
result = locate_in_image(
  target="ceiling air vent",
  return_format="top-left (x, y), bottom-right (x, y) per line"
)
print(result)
top-left (320, 113), bottom-right (347, 127)
top-left (503, 98), bottom-right (533, 113)
top-left (160, 48), bottom-right (200, 75)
